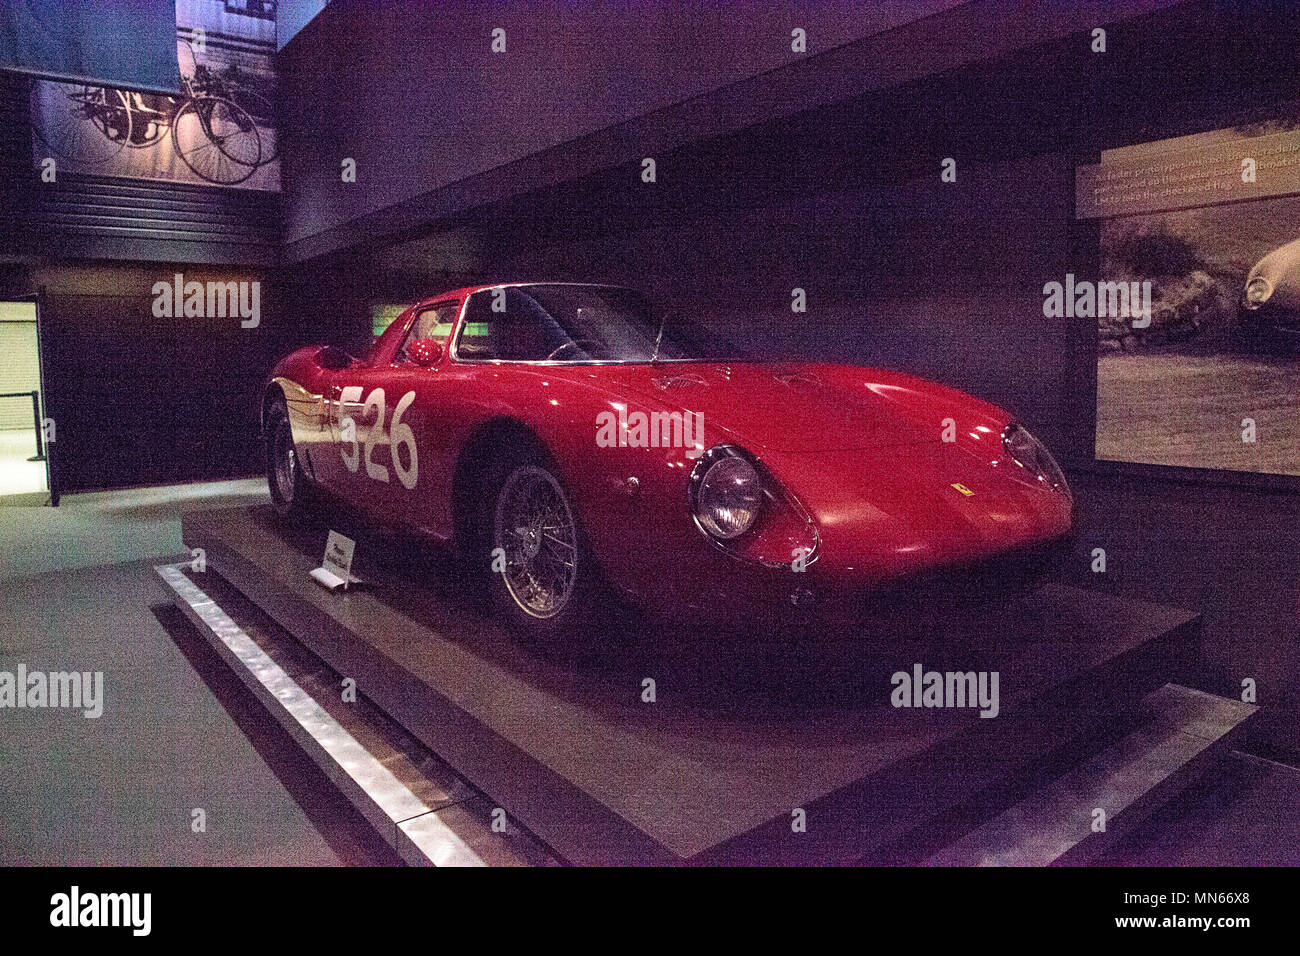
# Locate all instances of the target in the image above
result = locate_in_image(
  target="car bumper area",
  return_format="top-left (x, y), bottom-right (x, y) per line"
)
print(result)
top-left (639, 528), bottom-right (1077, 625)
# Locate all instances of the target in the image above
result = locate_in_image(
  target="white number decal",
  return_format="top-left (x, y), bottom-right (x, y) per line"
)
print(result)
top-left (338, 386), bottom-right (418, 489)
top-left (362, 388), bottom-right (389, 483)
top-left (338, 385), bottom-right (363, 472)
top-left (391, 389), bottom-right (419, 490)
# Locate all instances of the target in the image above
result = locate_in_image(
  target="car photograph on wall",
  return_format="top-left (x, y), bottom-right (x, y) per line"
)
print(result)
top-left (1241, 236), bottom-right (1300, 347)
top-left (263, 282), bottom-right (1074, 634)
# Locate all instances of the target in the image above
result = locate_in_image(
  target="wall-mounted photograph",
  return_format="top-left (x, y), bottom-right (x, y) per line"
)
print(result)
top-left (1082, 118), bottom-right (1300, 475)
top-left (28, 0), bottom-right (279, 188)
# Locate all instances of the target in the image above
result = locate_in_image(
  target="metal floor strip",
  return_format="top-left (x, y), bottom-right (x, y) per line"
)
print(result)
top-left (156, 563), bottom-right (484, 867)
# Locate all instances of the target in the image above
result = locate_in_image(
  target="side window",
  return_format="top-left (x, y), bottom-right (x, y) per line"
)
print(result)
top-left (454, 287), bottom-right (567, 360)
top-left (396, 302), bottom-right (458, 363)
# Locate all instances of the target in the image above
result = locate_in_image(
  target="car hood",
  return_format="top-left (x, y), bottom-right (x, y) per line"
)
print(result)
top-left (762, 443), bottom-right (1073, 576)
top-left (1250, 237), bottom-right (1300, 279)
top-left (556, 361), bottom-right (1009, 453)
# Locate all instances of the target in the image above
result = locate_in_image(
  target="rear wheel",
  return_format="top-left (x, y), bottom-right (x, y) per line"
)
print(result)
top-left (265, 398), bottom-right (310, 518)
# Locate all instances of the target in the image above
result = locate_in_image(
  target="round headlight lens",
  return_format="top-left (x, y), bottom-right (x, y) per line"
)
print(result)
top-left (1244, 275), bottom-right (1272, 308)
top-left (695, 454), bottom-right (762, 539)
top-left (1003, 424), bottom-right (1068, 494)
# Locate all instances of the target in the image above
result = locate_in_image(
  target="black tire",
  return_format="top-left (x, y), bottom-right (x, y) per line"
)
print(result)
top-left (265, 398), bottom-right (311, 518)
top-left (1236, 304), bottom-right (1300, 355)
top-left (478, 446), bottom-right (604, 639)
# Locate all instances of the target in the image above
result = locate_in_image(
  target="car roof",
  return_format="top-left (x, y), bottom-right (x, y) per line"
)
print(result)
top-left (412, 281), bottom-right (638, 310)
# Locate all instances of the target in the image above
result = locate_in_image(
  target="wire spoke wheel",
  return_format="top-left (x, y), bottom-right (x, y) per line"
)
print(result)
top-left (493, 466), bottom-right (579, 619)
top-left (272, 416), bottom-right (297, 505)
top-left (172, 96), bottom-right (261, 184)
top-left (266, 401), bottom-right (310, 518)
top-left (31, 84), bottom-right (131, 165)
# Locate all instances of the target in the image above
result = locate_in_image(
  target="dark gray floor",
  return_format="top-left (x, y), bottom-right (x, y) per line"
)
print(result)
top-left (0, 489), bottom-right (399, 864)
top-left (0, 478), bottom-right (268, 581)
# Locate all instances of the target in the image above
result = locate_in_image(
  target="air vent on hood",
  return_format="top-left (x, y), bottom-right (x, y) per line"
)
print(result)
top-left (775, 371), bottom-right (823, 388)
top-left (652, 373), bottom-right (708, 390)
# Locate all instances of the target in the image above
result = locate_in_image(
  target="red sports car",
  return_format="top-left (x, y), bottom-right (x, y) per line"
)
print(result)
top-left (263, 282), bottom-right (1073, 633)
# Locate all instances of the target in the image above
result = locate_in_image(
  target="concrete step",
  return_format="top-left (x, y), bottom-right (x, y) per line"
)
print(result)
top-left (156, 562), bottom-right (559, 867)
top-left (925, 683), bottom-right (1256, 866)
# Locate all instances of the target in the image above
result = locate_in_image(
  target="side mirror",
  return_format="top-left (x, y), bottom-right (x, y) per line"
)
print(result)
top-left (408, 338), bottom-right (443, 367)
top-left (317, 344), bottom-right (355, 371)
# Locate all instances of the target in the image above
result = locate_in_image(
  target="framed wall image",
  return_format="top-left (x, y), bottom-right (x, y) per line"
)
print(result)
top-left (1079, 116), bottom-right (1300, 477)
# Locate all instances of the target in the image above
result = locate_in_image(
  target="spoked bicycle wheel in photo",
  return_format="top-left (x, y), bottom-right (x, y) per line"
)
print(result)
top-left (30, 83), bottom-right (132, 167)
top-left (171, 95), bottom-right (262, 185)
top-left (227, 86), bottom-right (279, 164)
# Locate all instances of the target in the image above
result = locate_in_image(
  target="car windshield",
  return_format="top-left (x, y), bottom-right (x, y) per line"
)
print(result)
top-left (454, 284), bottom-right (748, 363)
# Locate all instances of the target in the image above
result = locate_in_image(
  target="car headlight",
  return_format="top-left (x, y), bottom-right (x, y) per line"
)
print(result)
top-left (1002, 424), bottom-right (1069, 495)
top-left (1244, 275), bottom-right (1273, 309)
top-left (689, 446), bottom-right (762, 540)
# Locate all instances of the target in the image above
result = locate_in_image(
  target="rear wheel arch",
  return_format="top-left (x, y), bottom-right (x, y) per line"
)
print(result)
top-left (261, 382), bottom-right (287, 436)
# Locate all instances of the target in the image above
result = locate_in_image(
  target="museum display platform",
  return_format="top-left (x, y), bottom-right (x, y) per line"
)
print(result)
top-left (166, 505), bottom-right (1256, 865)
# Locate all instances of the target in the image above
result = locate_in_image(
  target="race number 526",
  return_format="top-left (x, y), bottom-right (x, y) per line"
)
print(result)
top-left (338, 387), bottom-right (418, 489)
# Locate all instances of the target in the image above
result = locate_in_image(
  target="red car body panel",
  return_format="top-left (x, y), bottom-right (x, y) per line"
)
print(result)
top-left (265, 285), bottom-right (1074, 616)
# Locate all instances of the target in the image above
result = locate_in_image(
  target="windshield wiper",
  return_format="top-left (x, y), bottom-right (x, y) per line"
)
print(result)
top-left (649, 313), bottom-right (667, 363)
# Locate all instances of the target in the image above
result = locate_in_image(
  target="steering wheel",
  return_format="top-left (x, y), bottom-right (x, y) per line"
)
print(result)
top-left (545, 340), bottom-right (599, 361)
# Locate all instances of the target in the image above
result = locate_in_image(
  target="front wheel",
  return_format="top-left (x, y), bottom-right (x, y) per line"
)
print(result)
top-left (484, 455), bottom-right (603, 637)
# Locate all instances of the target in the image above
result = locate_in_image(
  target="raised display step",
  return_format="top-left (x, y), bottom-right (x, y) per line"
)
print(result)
top-left (156, 562), bottom-right (556, 867)
top-left (925, 683), bottom-right (1256, 866)
top-left (181, 505), bottom-right (1208, 865)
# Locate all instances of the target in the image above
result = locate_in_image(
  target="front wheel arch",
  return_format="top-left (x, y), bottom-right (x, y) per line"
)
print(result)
top-left (450, 418), bottom-right (553, 560)
top-left (473, 438), bottom-right (611, 634)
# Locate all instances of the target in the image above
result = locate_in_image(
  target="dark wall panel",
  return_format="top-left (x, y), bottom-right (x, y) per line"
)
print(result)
top-left (0, 68), bottom-right (35, 232)
top-left (39, 291), bottom-right (264, 490)
top-left (20, 264), bottom-right (332, 493)
top-left (275, 0), bottom-right (975, 254)
top-left (277, 0), bottom-right (1180, 263)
